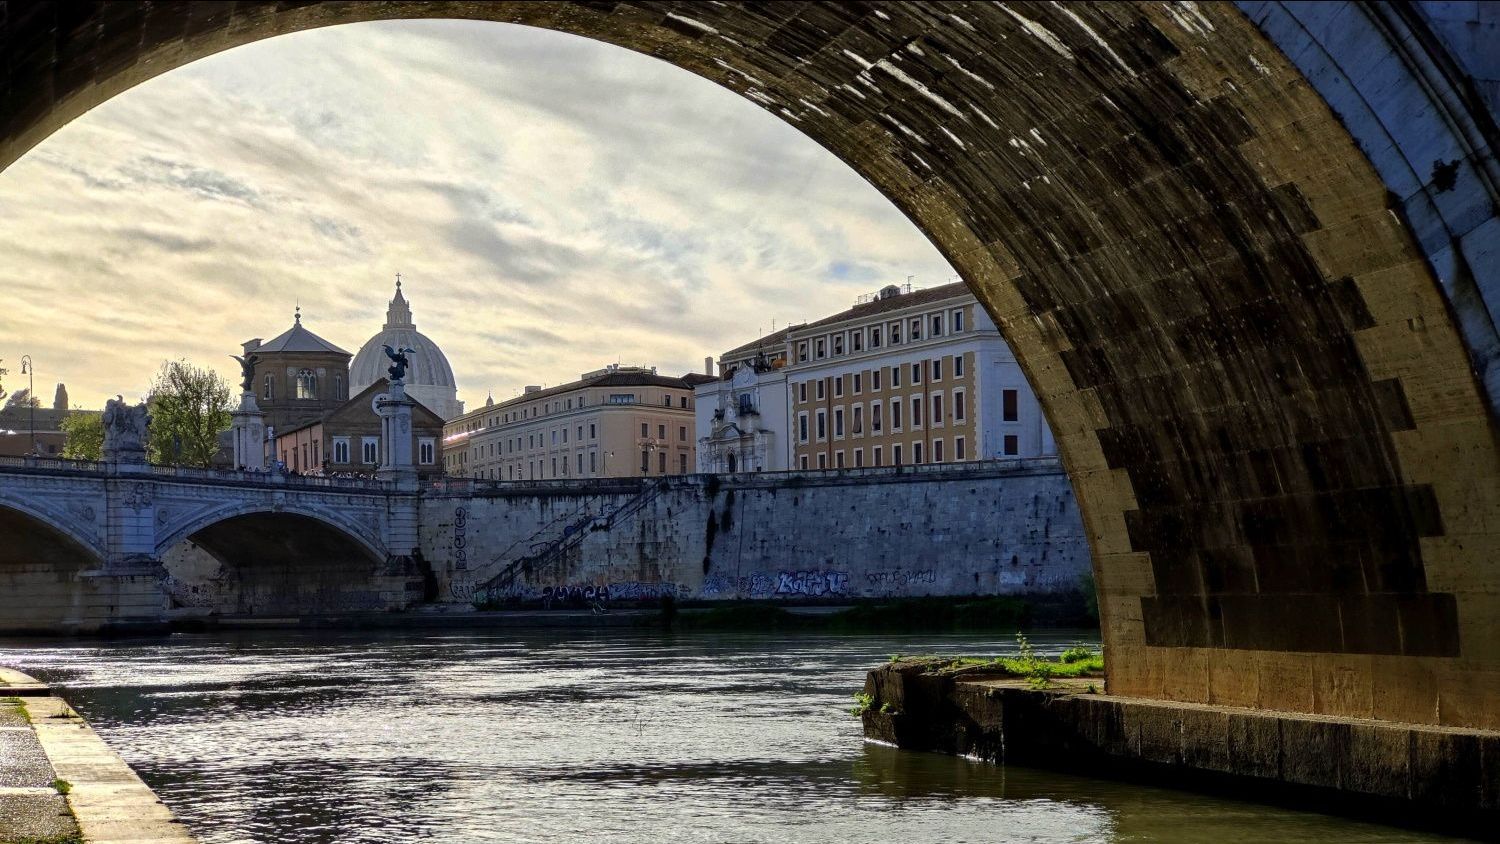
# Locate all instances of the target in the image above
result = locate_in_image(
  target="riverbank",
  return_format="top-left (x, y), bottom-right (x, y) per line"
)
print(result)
top-left (0, 667), bottom-right (193, 843)
top-left (860, 658), bottom-right (1498, 840)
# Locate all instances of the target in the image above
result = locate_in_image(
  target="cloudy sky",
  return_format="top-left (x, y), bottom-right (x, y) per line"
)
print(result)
top-left (0, 20), bottom-right (952, 409)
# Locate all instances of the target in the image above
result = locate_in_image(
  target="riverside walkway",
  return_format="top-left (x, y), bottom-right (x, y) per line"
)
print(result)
top-left (0, 667), bottom-right (193, 843)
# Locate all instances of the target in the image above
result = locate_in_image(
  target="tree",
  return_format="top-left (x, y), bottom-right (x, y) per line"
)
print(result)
top-left (3, 388), bottom-right (38, 409)
top-left (146, 360), bottom-right (233, 467)
top-left (60, 410), bottom-right (104, 461)
top-left (0, 358), bottom-right (7, 403)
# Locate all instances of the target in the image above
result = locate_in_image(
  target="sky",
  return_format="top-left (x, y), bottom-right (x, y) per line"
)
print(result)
top-left (0, 19), bottom-right (953, 409)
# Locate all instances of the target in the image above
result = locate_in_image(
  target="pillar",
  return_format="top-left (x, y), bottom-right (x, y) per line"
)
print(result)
top-left (376, 380), bottom-right (417, 490)
top-left (230, 391), bottom-right (267, 471)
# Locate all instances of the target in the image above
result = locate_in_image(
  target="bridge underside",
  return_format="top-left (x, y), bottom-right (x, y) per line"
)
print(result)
top-left (0, 2), bottom-right (1497, 729)
top-left (162, 513), bottom-right (411, 618)
top-left (0, 507), bottom-right (103, 631)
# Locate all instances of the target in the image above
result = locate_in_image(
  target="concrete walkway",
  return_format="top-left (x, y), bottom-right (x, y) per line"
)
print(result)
top-left (0, 667), bottom-right (195, 843)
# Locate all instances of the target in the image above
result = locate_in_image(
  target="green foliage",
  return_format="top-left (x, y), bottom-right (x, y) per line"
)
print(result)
top-left (59, 411), bottom-right (103, 461)
top-left (50, 778), bottom-right (72, 795)
top-left (850, 692), bottom-right (874, 716)
top-left (986, 633), bottom-right (1106, 688)
top-left (146, 359), bottom-right (233, 467)
top-left (1060, 643), bottom-right (1097, 664)
top-left (1086, 683), bottom-right (1099, 695)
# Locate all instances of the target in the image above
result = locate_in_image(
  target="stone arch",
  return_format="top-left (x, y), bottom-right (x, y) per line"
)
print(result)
top-left (2, 3), bottom-right (1498, 728)
top-left (0, 500), bottom-right (107, 632)
top-left (154, 501), bottom-right (386, 564)
top-left (156, 504), bottom-right (396, 617)
top-left (0, 491), bottom-right (105, 560)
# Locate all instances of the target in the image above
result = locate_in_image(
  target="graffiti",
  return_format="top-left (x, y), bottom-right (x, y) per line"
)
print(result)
top-left (774, 570), bottom-right (849, 596)
top-left (538, 581), bottom-right (688, 604)
top-left (701, 573), bottom-right (776, 598)
top-left (452, 506), bottom-right (468, 571)
top-left (865, 569), bottom-right (937, 587)
top-left (449, 575), bottom-right (474, 601)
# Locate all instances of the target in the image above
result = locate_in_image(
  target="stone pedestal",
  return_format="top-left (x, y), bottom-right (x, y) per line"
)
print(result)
top-left (376, 380), bottom-right (417, 489)
top-left (230, 392), bottom-right (267, 471)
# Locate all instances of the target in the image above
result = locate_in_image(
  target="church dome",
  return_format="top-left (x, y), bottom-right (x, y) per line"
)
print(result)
top-left (350, 279), bottom-right (464, 420)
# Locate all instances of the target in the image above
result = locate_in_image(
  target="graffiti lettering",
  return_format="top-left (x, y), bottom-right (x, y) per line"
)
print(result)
top-left (774, 570), bottom-right (849, 596)
top-left (452, 506), bottom-right (467, 571)
top-left (865, 569), bottom-right (937, 587)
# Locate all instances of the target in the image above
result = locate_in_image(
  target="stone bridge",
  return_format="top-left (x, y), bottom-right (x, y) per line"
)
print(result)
top-left (1, 1), bottom-right (1498, 742)
top-left (0, 457), bottom-right (421, 631)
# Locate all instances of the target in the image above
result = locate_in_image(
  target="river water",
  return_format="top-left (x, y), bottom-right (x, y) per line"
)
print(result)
top-left (0, 628), bottom-right (1469, 843)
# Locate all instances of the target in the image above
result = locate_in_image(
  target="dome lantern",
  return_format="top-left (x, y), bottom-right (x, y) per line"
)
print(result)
top-left (349, 276), bottom-right (464, 420)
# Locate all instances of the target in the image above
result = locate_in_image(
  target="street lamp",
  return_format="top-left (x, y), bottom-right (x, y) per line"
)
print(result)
top-left (18, 355), bottom-right (33, 455)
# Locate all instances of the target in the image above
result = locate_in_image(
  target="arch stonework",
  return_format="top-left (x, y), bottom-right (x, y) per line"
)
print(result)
top-left (2, 2), bottom-right (1497, 729)
top-left (154, 501), bottom-right (387, 565)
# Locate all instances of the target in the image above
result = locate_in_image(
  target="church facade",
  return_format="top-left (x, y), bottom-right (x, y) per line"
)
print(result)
top-left (240, 310), bottom-right (352, 439)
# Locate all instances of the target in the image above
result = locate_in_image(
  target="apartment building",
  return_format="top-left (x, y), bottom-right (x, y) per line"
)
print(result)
top-left (443, 365), bottom-right (713, 480)
top-left (696, 281), bottom-right (1054, 472)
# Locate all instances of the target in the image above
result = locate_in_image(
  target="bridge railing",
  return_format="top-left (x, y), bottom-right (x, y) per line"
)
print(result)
top-left (0, 455), bottom-right (105, 475)
top-left (148, 464), bottom-right (390, 490)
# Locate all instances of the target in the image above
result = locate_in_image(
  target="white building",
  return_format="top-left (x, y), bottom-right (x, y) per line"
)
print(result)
top-left (695, 330), bottom-right (791, 473)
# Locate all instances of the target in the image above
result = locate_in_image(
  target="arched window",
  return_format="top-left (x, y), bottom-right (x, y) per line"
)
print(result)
top-left (296, 369), bottom-right (317, 400)
top-left (263, 373), bottom-right (275, 401)
top-left (334, 373), bottom-right (344, 401)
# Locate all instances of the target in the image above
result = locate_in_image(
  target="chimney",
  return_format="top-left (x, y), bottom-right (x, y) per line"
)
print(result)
top-left (704, 356), bottom-right (713, 376)
top-left (242, 338), bottom-right (262, 354)
top-left (524, 385), bottom-right (542, 394)
top-left (53, 383), bottom-right (68, 411)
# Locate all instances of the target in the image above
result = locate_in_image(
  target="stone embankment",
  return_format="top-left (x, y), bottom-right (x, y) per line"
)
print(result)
top-left (0, 667), bottom-right (194, 843)
top-left (860, 659), bottom-right (1500, 837)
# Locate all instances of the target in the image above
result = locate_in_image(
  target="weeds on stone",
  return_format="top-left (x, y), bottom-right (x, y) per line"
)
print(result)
top-left (50, 778), bottom-right (72, 795)
top-left (850, 692), bottom-right (875, 716)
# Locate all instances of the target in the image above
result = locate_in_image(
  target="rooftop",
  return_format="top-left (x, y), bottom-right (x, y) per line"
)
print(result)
top-left (793, 281), bottom-right (970, 334)
top-left (249, 310), bottom-right (350, 356)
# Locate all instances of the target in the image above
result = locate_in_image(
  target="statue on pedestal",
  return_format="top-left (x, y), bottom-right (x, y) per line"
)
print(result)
top-left (102, 395), bottom-right (150, 462)
top-left (382, 345), bottom-right (415, 382)
top-left (230, 353), bottom-right (260, 394)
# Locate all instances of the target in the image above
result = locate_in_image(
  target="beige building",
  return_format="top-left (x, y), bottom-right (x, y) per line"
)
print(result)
top-left (443, 365), bottom-right (713, 481)
top-left (698, 281), bottom-right (1054, 472)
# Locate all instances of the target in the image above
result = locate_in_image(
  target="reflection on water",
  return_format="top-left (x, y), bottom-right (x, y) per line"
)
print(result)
top-left (0, 629), bottom-right (1469, 843)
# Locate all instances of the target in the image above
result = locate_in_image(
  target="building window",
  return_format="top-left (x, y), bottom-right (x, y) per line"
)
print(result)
top-left (912, 396), bottom-right (923, 427)
top-left (952, 309), bottom-right (965, 333)
top-left (577, 453), bottom-right (584, 474)
top-left (799, 412), bottom-right (809, 443)
top-left (798, 342), bottom-right (808, 362)
top-left (1003, 389), bottom-right (1019, 422)
top-left (954, 355), bottom-right (965, 378)
top-left (853, 373), bottom-right (862, 394)
top-left (956, 436), bottom-right (967, 460)
top-left (818, 453), bottom-right (827, 469)
top-left (911, 363), bottom-right (922, 384)
top-left (852, 332), bottom-right (863, 352)
top-left (334, 374), bottom-right (344, 401)
top-left (954, 390), bottom-right (966, 422)
top-left (932, 358), bottom-right (943, 381)
top-left (834, 376), bottom-right (844, 397)
top-left (562, 428), bottom-right (569, 444)
top-left (800, 455), bottom-right (809, 470)
top-left (891, 322), bottom-right (902, 344)
top-left (933, 439), bottom-right (944, 463)
top-left (833, 334), bottom-right (844, 355)
top-left (853, 405), bottom-right (863, 434)
top-left (835, 451), bottom-right (845, 469)
top-left (834, 408), bottom-right (845, 437)
top-left (578, 426), bottom-right (583, 441)
top-left (854, 448), bottom-right (864, 468)
top-left (871, 327), bottom-right (882, 348)
top-left (361, 437), bottom-right (378, 465)
top-left (816, 410), bottom-right (827, 441)
top-left (681, 396), bottom-right (689, 409)
top-left (609, 394), bottom-right (636, 404)
top-left (913, 441), bottom-right (924, 464)
top-left (815, 338), bottom-right (826, 358)
top-left (658, 451), bottom-right (667, 474)
top-left (419, 438), bottom-right (435, 465)
top-left (931, 314), bottom-right (943, 337)
top-left (679, 425), bottom-right (687, 441)
top-left (641, 423), bottom-right (649, 438)
top-left (552, 430), bottom-right (558, 445)
top-left (891, 400), bottom-right (903, 430)
top-left (932, 393), bottom-right (944, 425)
top-left (641, 450), bottom-right (651, 473)
top-left (590, 424), bottom-right (597, 439)
top-left (552, 457), bottom-right (558, 477)
top-left (658, 424), bottom-right (666, 439)
top-left (872, 402), bottom-right (883, 433)
top-left (333, 437), bottom-right (350, 464)
top-left (799, 382), bottom-right (807, 403)
top-left (872, 369), bottom-right (882, 391)
top-left (1004, 434), bottom-right (1020, 455)
top-left (663, 395), bottom-right (672, 407)
top-left (891, 366), bottom-right (901, 389)
top-left (263, 373), bottom-right (275, 401)
top-left (296, 369), bottom-right (317, 400)
top-left (873, 446), bottom-right (883, 467)
top-left (910, 318), bottom-right (922, 340)
top-left (816, 380), bottom-right (826, 400)
top-left (893, 443), bottom-right (903, 466)
top-left (590, 451), bottom-right (597, 473)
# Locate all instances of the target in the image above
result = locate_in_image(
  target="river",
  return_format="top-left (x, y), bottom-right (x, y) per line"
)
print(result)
top-left (0, 628), bottom-right (1468, 843)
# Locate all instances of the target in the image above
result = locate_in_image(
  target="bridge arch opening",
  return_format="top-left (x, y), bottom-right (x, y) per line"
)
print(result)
top-left (0, 504), bottom-right (104, 631)
top-left (1, 3), bottom-right (1497, 732)
top-left (160, 511), bottom-right (396, 617)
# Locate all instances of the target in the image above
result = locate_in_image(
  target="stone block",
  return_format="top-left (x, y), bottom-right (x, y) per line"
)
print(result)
top-left (1410, 730), bottom-right (1483, 808)
top-left (1227, 712), bottom-right (1283, 780)
top-left (1279, 715), bottom-right (1350, 789)
top-left (1345, 722), bottom-right (1411, 798)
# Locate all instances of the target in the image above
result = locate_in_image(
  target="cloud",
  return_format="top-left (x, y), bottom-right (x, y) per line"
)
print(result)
top-left (0, 19), bottom-right (954, 407)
